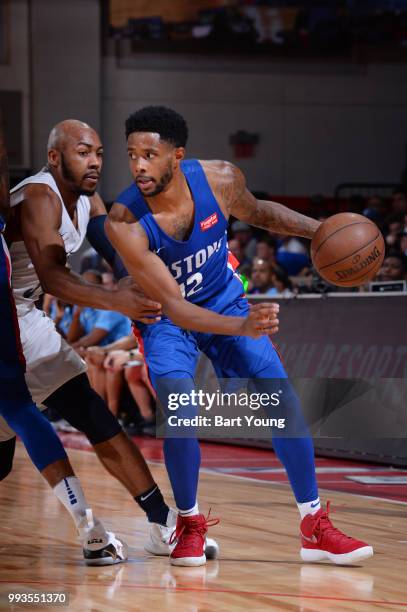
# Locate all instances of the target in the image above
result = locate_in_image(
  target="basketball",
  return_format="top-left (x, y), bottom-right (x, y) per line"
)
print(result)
top-left (311, 212), bottom-right (385, 287)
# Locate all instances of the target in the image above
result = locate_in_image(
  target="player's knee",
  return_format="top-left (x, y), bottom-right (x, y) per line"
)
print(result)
top-left (0, 437), bottom-right (16, 480)
top-left (43, 374), bottom-right (122, 445)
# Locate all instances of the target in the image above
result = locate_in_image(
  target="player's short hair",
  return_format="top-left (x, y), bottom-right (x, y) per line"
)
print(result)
top-left (125, 106), bottom-right (188, 147)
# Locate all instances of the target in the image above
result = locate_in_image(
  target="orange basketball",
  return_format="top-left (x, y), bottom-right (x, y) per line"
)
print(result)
top-left (311, 213), bottom-right (385, 287)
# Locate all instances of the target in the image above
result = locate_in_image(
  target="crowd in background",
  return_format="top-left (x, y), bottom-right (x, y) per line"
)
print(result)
top-left (110, 1), bottom-right (407, 61)
top-left (43, 188), bottom-right (407, 436)
top-left (232, 189), bottom-right (407, 296)
top-left (43, 265), bottom-right (156, 438)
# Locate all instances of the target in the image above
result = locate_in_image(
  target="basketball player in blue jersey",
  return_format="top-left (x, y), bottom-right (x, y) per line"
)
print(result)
top-left (0, 118), bottom-right (128, 565)
top-left (106, 106), bottom-right (373, 567)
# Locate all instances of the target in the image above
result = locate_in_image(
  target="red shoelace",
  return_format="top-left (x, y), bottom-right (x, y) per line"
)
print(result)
top-left (169, 509), bottom-right (220, 547)
top-left (311, 501), bottom-right (354, 545)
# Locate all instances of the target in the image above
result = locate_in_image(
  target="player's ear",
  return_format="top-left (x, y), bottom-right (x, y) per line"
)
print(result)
top-left (47, 148), bottom-right (60, 168)
top-left (174, 147), bottom-right (185, 164)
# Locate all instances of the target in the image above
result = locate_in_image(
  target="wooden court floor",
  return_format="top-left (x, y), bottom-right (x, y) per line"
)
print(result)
top-left (0, 443), bottom-right (406, 611)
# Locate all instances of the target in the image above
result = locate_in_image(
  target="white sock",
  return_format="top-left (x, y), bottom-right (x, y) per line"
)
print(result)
top-left (53, 476), bottom-right (89, 527)
top-left (297, 498), bottom-right (321, 520)
top-left (178, 502), bottom-right (199, 517)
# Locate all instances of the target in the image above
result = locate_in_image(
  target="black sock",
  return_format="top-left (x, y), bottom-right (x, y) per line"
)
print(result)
top-left (135, 484), bottom-right (169, 526)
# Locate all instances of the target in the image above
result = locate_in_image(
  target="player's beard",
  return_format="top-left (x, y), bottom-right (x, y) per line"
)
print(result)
top-left (61, 154), bottom-right (98, 196)
top-left (147, 165), bottom-right (173, 197)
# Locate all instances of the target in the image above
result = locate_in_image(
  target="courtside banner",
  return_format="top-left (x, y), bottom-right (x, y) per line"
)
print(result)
top-left (155, 376), bottom-right (407, 439)
top-left (256, 294), bottom-right (406, 379)
top-left (155, 294), bottom-right (407, 441)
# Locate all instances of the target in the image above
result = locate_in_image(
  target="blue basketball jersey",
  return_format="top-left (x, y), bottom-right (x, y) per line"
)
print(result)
top-left (117, 162), bottom-right (318, 511)
top-left (116, 159), bottom-right (244, 314)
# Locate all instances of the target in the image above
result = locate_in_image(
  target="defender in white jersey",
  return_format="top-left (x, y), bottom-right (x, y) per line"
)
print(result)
top-left (0, 116), bottom-right (128, 566)
top-left (2, 121), bottom-right (161, 433)
top-left (7, 167), bottom-right (90, 405)
top-left (0, 120), bottom-right (221, 561)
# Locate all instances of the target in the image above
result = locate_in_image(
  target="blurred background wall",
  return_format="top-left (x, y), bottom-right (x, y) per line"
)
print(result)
top-left (102, 59), bottom-right (406, 198)
top-left (0, 0), bottom-right (100, 175)
top-left (0, 0), bottom-right (406, 198)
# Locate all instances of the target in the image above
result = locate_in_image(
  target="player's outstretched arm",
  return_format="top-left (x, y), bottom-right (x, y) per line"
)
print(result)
top-left (209, 161), bottom-right (320, 239)
top-left (0, 113), bottom-right (9, 223)
top-left (87, 193), bottom-right (129, 280)
top-left (18, 185), bottom-right (161, 322)
top-left (105, 216), bottom-right (279, 338)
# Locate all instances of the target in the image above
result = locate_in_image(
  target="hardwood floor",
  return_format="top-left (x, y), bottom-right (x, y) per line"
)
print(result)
top-left (0, 443), bottom-right (406, 611)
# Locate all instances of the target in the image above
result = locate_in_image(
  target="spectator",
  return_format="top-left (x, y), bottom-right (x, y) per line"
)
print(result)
top-left (277, 235), bottom-right (308, 255)
top-left (273, 231), bottom-right (311, 276)
top-left (249, 257), bottom-right (278, 295)
top-left (384, 214), bottom-right (404, 248)
top-left (79, 246), bottom-right (108, 274)
top-left (67, 270), bottom-right (131, 352)
top-left (391, 191), bottom-right (407, 215)
top-left (105, 349), bottom-right (155, 432)
top-left (376, 253), bottom-right (406, 282)
top-left (276, 249), bottom-right (311, 277)
top-left (86, 335), bottom-right (155, 430)
top-left (228, 238), bottom-right (250, 268)
top-left (363, 196), bottom-right (386, 225)
top-left (101, 270), bottom-right (115, 290)
top-left (271, 269), bottom-right (294, 297)
top-left (399, 230), bottom-right (407, 257)
top-left (255, 236), bottom-right (277, 263)
top-left (230, 220), bottom-right (257, 261)
top-left (49, 298), bottom-right (73, 338)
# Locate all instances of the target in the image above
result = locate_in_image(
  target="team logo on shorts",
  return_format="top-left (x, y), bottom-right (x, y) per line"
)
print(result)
top-left (200, 213), bottom-right (218, 232)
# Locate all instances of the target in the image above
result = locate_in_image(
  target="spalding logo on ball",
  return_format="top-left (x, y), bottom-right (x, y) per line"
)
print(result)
top-left (311, 213), bottom-right (385, 288)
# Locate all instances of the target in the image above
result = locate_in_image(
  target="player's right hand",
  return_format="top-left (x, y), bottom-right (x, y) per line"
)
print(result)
top-left (240, 302), bottom-right (279, 338)
top-left (113, 285), bottom-right (162, 324)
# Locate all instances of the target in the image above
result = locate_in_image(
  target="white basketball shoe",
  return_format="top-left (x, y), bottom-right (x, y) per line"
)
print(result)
top-left (78, 509), bottom-right (128, 566)
top-left (144, 508), bottom-right (219, 560)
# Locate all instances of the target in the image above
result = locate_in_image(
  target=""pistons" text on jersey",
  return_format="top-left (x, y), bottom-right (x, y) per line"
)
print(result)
top-left (170, 237), bottom-right (224, 280)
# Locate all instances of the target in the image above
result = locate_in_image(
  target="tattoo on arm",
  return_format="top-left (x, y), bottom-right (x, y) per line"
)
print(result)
top-left (222, 163), bottom-right (320, 239)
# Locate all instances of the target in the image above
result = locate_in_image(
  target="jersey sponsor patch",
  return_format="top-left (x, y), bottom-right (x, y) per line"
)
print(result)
top-left (200, 212), bottom-right (218, 232)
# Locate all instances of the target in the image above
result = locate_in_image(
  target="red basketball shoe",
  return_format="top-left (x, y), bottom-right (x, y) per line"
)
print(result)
top-left (300, 502), bottom-right (373, 565)
top-left (169, 512), bottom-right (219, 567)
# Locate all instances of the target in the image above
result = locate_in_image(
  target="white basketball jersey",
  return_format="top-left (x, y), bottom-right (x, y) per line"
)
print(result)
top-left (9, 168), bottom-right (91, 316)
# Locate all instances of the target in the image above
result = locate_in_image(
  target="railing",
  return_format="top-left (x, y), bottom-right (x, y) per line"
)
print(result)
top-left (198, 293), bottom-right (407, 466)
